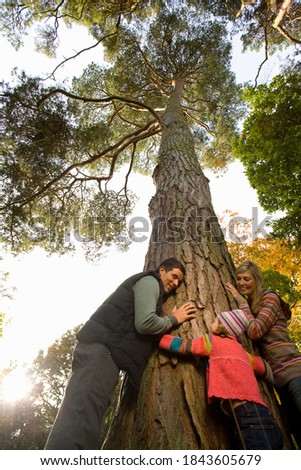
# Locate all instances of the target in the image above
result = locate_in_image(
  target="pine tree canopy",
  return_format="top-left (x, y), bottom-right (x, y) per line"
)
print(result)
top-left (1, 6), bottom-right (242, 258)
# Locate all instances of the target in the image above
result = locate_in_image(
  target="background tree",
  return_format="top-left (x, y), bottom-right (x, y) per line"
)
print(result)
top-left (232, 65), bottom-right (301, 244)
top-left (221, 211), bottom-right (301, 301)
top-left (220, 210), bottom-right (301, 350)
top-left (0, 328), bottom-right (77, 449)
top-left (0, 325), bottom-right (123, 449)
top-left (0, 391), bottom-right (47, 450)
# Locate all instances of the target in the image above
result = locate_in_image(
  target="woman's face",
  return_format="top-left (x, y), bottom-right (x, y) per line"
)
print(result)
top-left (236, 270), bottom-right (257, 299)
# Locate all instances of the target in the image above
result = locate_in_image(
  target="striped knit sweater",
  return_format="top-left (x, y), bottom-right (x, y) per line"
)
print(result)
top-left (240, 291), bottom-right (301, 388)
top-left (159, 334), bottom-right (273, 406)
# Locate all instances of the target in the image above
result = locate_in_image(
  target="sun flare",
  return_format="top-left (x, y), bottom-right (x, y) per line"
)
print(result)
top-left (1, 368), bottom-right (32, 402)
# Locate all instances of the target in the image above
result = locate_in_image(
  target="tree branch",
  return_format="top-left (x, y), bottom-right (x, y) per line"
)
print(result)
top-left (44, 30), bottom-right (118, 80)
top-left (273, 0), bottom-right (292, 27)
top-left (134, 39), bottom-right (169, 93)
top-left (6, 120), bottom-right (161, 209)
top-left (37, 88), bottom-right (162, 123)
top-left (184, 110), bottom-right (216, 136)
top-left (254, 25), bottom-right (269, 88)
top-left (119, 142), bottom-right (137, 207)
top-left (272, 0), bottom-right (301, 45)
top-left (234, 1), bottom-right (257, 18)
top-left (273, 23), bottom-right (301, 44)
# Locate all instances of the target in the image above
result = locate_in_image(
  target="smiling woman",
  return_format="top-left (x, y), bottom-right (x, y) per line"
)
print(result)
top-left (1, 368), bottom-right (33, 403)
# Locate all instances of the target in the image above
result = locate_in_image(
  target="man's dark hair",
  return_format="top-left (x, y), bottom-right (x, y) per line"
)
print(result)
top-left (155, 257), bottom-right (186, 276)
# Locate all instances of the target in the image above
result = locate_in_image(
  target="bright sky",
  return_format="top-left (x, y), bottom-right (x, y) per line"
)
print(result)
top-left (0, 21), bottom-right (285, 372)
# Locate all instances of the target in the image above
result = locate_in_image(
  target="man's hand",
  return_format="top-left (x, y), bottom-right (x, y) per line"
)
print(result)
top-left (171, 302), bottom-right (197, 325)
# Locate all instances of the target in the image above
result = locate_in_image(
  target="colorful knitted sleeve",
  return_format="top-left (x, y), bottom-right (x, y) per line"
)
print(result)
top-left (248, 353), bottom-right (275, 385)
top-left (158, 334), bottom-right (212, 357)
top-left (240, 292), bottom-right (280, 340)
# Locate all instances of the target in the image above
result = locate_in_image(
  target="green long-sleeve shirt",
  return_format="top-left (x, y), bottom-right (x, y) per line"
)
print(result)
top-left (133, 275), bottom-right (178, 335)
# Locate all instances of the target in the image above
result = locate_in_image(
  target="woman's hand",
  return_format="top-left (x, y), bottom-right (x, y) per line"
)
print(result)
top-left (226, 282), bottom-right (247, 305)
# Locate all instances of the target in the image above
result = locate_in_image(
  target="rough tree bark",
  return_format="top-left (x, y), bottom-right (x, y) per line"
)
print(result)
top-left (102, 79), bottom-right (293, 450)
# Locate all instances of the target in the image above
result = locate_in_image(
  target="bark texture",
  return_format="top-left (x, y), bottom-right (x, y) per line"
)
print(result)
top-left (103, 82), bottom-right (293, 450)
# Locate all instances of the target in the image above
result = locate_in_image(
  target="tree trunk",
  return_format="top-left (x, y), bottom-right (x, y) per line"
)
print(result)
top-left (103, 80), bottom-right (293, 450)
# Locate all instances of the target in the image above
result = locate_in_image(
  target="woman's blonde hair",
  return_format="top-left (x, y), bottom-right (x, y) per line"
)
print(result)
top-left (235, 260), bottom-right (265, 314)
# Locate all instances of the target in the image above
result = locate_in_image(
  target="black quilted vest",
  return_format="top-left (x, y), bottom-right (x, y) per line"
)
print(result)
top-left (76, 270), bottom-right (164, 388)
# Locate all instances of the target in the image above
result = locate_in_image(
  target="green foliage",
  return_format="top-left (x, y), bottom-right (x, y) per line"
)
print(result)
top-left (1, 73), bottom-right (136, 258)
top-left (262, 270), bottom-right (299, 306)
top-left (232, 1), bottom-right (301, 51)
top-left (0, 0), bottom-right (147, 53)
top-left (232, 66), bottom-right (301, 244)
top-left (100, 6), bottom-right (243, 168)
top-left (1, 1), bottom-right (300, 58)
top-left (34, 24), bottom-right (60, 58)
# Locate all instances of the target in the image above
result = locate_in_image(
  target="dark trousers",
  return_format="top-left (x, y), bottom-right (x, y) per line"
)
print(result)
top-left (44, 342), bottom-right (120, 450)
top-left (277, 376), bottom-right (301, 449)
top-left (232, 402), bottom-right (283, 450)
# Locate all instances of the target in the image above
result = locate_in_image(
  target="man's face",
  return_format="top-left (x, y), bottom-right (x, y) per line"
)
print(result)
top-left (159, 266), bottom-right (184, 294)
